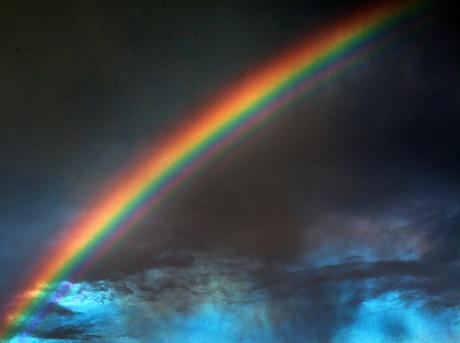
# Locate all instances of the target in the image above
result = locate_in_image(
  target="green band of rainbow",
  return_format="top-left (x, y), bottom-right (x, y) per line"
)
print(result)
top-left (1, 1), bottom-right (432, 340)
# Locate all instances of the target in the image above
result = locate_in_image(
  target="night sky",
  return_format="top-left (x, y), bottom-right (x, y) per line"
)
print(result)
top-left (1, 1), bottom-right (460, 342)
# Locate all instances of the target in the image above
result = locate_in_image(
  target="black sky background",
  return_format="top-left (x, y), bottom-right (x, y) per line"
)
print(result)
top-left (1, 1), bottom-right (460, 340)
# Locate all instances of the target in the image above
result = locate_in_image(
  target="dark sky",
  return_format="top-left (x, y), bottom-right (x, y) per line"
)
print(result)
top-left (1, 1), bottom-right (460, 342)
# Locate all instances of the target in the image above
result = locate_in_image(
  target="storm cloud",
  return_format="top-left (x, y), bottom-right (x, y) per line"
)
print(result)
top-left (1, 0), bottom-right (460, 342)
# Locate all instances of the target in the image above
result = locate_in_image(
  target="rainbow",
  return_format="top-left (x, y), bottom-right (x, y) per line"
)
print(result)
top-left (1, 1), bottom-right (431, 340)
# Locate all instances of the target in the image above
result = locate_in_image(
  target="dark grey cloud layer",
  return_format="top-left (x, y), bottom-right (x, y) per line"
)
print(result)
top-left (0, 0), bottom-right (365, 292)
top-left (1, 0), bottom-right (460, 341)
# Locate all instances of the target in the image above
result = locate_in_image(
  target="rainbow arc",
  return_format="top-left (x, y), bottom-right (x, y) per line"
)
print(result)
top-left (0, 1), bottom-right (431, 340)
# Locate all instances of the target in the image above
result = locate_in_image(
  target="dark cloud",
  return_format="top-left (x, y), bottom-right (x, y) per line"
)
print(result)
top-left (32, 325), bottom-right (100, 341)
top-left (0, 0), bottom-right (367, 300)
top-left (245, 260), bottom-right (460, 306)
top-left (1, 0), bottom-right (460, 341)
top-left (78, 6), bottom-right (460, 278)
top-left (46, 303), bottom-right (78, 318)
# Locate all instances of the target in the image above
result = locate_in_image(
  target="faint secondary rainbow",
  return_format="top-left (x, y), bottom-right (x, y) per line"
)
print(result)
top-left (1, 1), bottom-right (431, 340)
